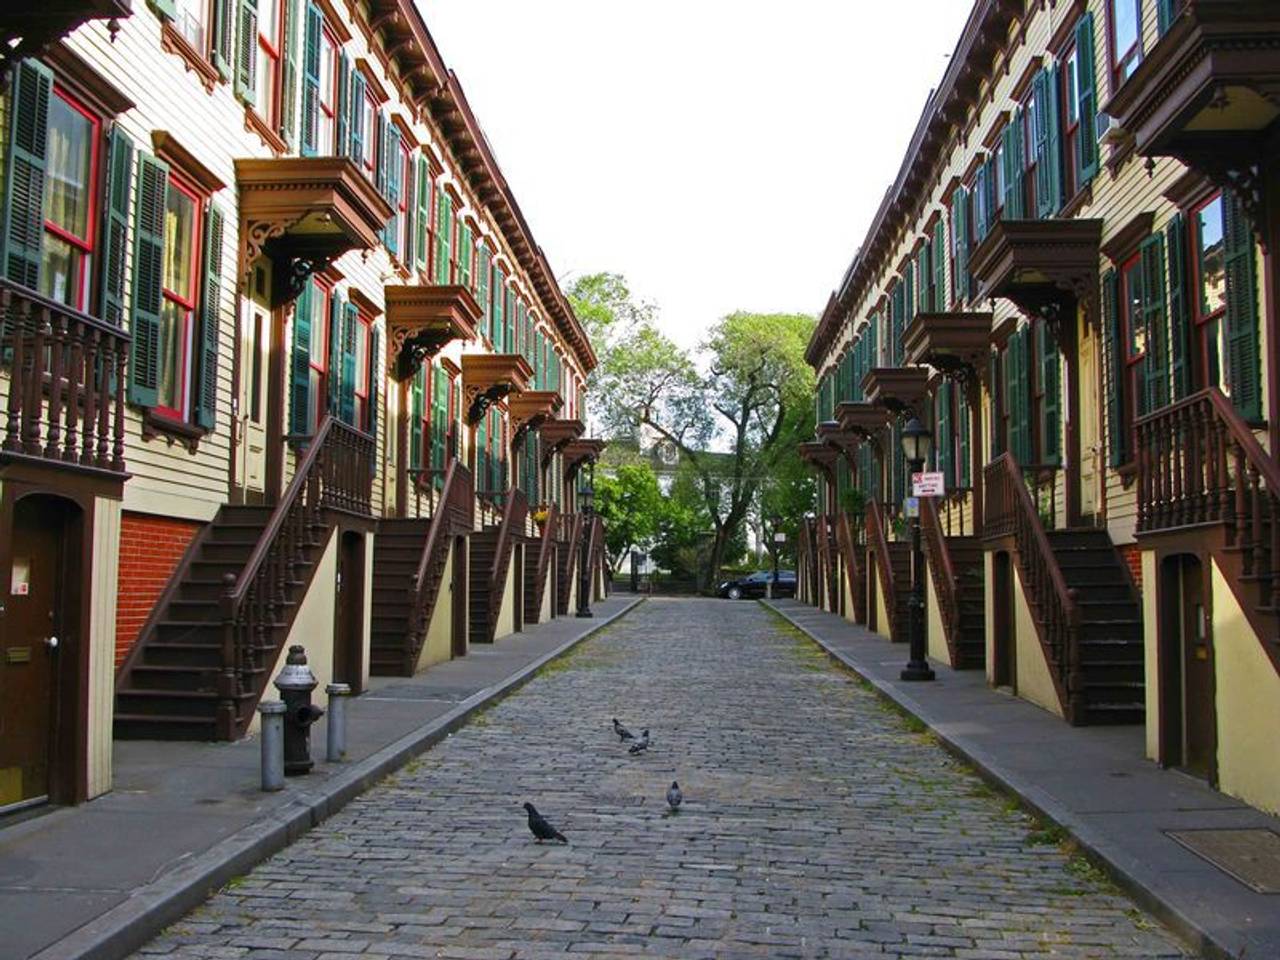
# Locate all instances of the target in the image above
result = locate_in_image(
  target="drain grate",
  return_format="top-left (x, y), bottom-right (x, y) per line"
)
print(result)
top-left (1167, 828), bottom-right (1280, 894)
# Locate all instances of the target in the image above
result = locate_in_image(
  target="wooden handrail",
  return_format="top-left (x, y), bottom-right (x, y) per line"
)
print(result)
top-left (534, 503), bottom-right (559, 598)
top-left (489, 488), bottom-right (528, 601)
top-left (866, 500), bottom-right (898, 637)
top-left (835, 510), bottom-right (864, 622)
top-left (412, 460), bottom-right (474, 593)
top-left (920, 496), bottom-right (959, 654)
top-left (983, 452), bottom-right (1080, 704)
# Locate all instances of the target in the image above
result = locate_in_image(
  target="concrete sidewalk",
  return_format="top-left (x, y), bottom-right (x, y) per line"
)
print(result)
top-left (767, 598), bottom-right (1280, 960)
top-left (1, 595), bottom-right (643, 960)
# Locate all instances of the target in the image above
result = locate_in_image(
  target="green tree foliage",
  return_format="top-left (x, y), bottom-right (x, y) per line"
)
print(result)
top-left (594, 463), bottom-right (664, 573)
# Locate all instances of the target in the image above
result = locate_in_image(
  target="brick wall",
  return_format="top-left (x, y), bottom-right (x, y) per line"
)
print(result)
top-left (115, 513), bottom-right (203, 667)
top-left (1118, 543), bottom-right (1143, 593)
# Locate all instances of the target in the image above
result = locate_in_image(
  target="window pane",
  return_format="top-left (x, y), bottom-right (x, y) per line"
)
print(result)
top-left (163, 185), bottom-right (196, 301)
top-left (158, 300), bottom-right (188, 411)
top-left (1123, 262), bottom-right (1145, 358)
top-left (319, 34), bottom-right (336, 110)
top-left (1112, 0), bottom-right (1138, 56)
top-left (40, 235), bottom-right (84, 308)
top-left (1065, 49), bottom-right (1080, 124)
top-left (44, 94), bottom-right (93, 241)
top-left (174, 0), bottom-right (205, 50)
top-left (259, 0), bottom-right (279, 48)
top-left (355, 321), bottom-right (369, 396)
top-left (309, 291), bottom-right (327, 368)
top-left (1197, 196), bottom-right (1226, 317)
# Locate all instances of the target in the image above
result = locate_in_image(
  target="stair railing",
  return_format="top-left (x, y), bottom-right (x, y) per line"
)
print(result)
top-left (529, 503), bottom-right (559, 619)
top-left (984, 452), bottom-right (1080, 709)
top-left (835, 510), bottom-right (864, 622)
top-left (866, 500), bottom-right (898, 639)
top-left (405, 460), bottom-right (474, 665)
top-left (483, 488), bottom-right (528, 637)
top-left (1136, 387), bottom-right (1280, 630)
top-left (920, 495), bottom-right (960, 660)
top-left (558, 512), bottom-right (583, 612)
top-left (217, 415), bottom-right (374, 739)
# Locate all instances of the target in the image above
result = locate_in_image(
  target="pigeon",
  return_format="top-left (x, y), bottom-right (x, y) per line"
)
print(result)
top-left (667, 781), bottom-right (683, 812)
top-left (628, 729), bottom-right (651, 755)
top-left (612, 717), bottom-right (636, 741)
top-left (523, 802), bottom-right (567, 843)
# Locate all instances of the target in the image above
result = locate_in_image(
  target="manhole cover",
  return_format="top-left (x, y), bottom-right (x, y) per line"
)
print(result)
top-left (1167, 828), bottom-right (1280, 893)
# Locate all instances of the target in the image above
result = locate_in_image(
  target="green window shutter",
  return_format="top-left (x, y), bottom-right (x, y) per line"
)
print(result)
top-left (299, 3), bottom-right (320, 152)
top-left (477, 244), bottom-right (490, 337)
top-left (1102, 269), bottom-right (1128, 467)
top-left (953, 187), bottom-right (970, 304)
top-left (326, 291), bottom-right (343, 415)
top-left (903, 262), bottom-right (914, 327)
top-left (1033, 69), bottom-right (1056, 219)
top-left (234, 0), bottom-right (260, 106)
top-left (1166, 214), bottom-right (1192, 400)
top-left (1223, 190), bottom-right (1262, 420)
top-left (1001, 118), bottom-right (1024, 218)
top-left (289, 281), bottom-right (313, 436)
top-left (958, 387), bottom-right (971, 486)
top-left (1037, 322), bottom-right (1061, 465)
top-left (1139, 233), bottom-right (1168, 414)
top-left (890, 283), bottom-right (904, 364)
top-left (401, 159), bottom-right (414, 268)
top-left (932, 219), bottom-right (945, 310)
top-left (494, 265), bottom-right (507, 350)
top-left (1045, 64), bottom-right (1064, 214)
top-left (1075, 13), bottom-right (1099, 185)
top-left (335, 51), bottom-right (350, 159)
top-left (128, 152), bottom-right (170, 408)
top-left (1157, 0), bottom-right (1179, 35)
top-left (194, 204), bottom-right (225, 430)
top-left (431, 362), bottom-right (446, 473)
top-left (348, 69), bottom-right (366, 163)
top-left (1003, 335), bottom-right (1017, 461)
top-left (974, 164), bottom-right (990, 242)
top-left (374, 110), bottom-right (388, 196)
top-left (147, 0), bottom-right (177, 19)
top-left (339, 301), bottom-right (358, 425)
top-left (504, 287), bottom-right (515, 351)
top-left (415, 158), bottom-right (430, 272)
top-left (1, 59), bottom-right (52, 289)
top-left (99, 126), bottom-right (133, 328)
top-left (368, 324), bottom-right (380, 443)
top-left (383, 127), bottom-right (401, 255)
top-left (458, 224), bottom-right (472, 288)
top-left (434, 190), bottom-right (452, 285)
top-left (409, 366), bottom-right (424, 468)
top-left (278, 0), bottom-right (301, 144)
top-left (990, 349), bottom-right (1003, 458)
top-left (212, 0), bottom-right (236, 80)
top-left (936, 381), bottom-right (952, 483)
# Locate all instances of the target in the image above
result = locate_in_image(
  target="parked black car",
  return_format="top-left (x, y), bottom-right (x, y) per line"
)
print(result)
top-left (716, 570), bottom-right (796, 600)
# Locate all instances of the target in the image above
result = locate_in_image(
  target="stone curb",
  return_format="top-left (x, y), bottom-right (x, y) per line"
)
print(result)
top-left (31, 597), bottom-right (646, 960)
top-left (765, 600), bottom-right (1239, 960)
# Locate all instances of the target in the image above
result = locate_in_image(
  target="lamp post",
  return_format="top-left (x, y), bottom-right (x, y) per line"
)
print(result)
top-left (576, 460), bottom-right (595, 618)
top-left (900, 417), bottom-right (935, 682)
top-left (767, 514), bottom-right (783, 599)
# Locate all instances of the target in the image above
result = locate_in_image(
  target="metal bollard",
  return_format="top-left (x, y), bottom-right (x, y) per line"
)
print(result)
top-left (258, 700), bottom-right (286, 791)
top-left (325, 682), bottom-right (351, 762)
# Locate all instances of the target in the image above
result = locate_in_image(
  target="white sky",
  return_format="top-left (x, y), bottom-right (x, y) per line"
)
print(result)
top-left (423, 1), bottom-right (974, 350)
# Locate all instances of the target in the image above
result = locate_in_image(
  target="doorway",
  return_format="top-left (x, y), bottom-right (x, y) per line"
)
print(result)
top-left (1078, 318), bottom-right (1102, 522)
top-left (334, 531), bottom-right (366, 693)
top-left (233, 263), bottom-right (271, 503)
top-left (1159, 554), bottom-right (1215, 780)
top-left (1, 495), bottom-right (82, 810)
top-left (451, 536), bottom-right (468, 658)
top-left (992, 551), bottom-right (1017, 690)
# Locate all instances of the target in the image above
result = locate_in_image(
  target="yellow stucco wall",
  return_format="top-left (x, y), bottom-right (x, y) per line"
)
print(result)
top-left (493, 545), bottom-right (520, 640)
top-left (1212, 560), bottom-right (1280, 815)
top-left (926, 570), bottom-right (948, 664)
top-left (1141, 550), bottom-right (1161, 761)
top-left (871, 557), bottom-right (891, 641)
top-left (1012, 564), bottom-right (1065, 719)
top-left (541, 551), bottom-right (555, 622)
top-left (86, 496), bottom-right (121, 799)
top-left (417, 540), bottom-right (457, 671)
top-left (842, 564), bottom-right (856, 623)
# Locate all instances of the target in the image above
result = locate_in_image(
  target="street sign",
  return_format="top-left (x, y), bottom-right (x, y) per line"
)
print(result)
top-left (912, 471), bottom-right (945, 497)
top-left (903, 496), bottom-right (919, 518)
top-left (773, 532), bottom-right (787, 543)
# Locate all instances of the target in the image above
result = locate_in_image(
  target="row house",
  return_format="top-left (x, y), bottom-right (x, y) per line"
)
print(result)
top-left (797, 0), bottom-right (1278, 814)
top-left (0, 0), bottom-right (608, 810)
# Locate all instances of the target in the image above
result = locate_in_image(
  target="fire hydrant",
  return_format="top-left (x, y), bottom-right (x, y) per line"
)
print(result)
top-left (273, 645), bottom-right (325, 776)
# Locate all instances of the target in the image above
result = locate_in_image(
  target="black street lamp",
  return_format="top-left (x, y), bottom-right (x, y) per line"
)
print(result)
top-left (900, 417), bottom-right (935, 682)
top-left (576, 460), bottom-right (595, 618)
top-left (768, 513), bottom-right (783, 599)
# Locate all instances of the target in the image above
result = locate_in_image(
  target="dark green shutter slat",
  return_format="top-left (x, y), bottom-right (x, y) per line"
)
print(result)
top-left (195, 205), bottom-right (225, 430)
top-left (290, 281), bottom-right (313, 436)
top-left (1140, 233), bottom-right (1168, 414)
top-left (212, 0), bottom-right (235, 80)
top-left (128, 152), bottom-right (169, 408)
top-left (1, 59), bottom-right (52, 289)
top-left (415, 158), bottom-right (430, 272)
top-left (374, 110), bottom-right (387, 195)
top-left (339, 301), bottom-right (357, 425)
top-left (1034, 66), bottom-right (1064, 218)
top-left (932, 219), bottom-right (945, 310)
top-left (348, 69), bottom-right (366, 163)
top-left (99, 126), bottom-right (133, 328)
top-left (1223, 190), bottom-right (1261, 420)
top-left (937, 381), bottom-right (952, 483)
top-left (335, 50), bottom-right (350, 158)
top-left (1038, 323), bottom-right (1061, 464)
top-left (958, 387), bottom-right (970, 486)
top-left (990, 349), bottom-right (1002, 458)
top-left (1075, 13), bottom-right (1099, 184)
top-left (1166, 215), bottom-right (1192, 400)
top-left (326, 291), bottom-right (343, 415)
top-left (234, 0), bottom-right (260, 105)
top-left (409, 366), bottom-right (423, 468)
top-left (368, 325), bottom-right (380, 451)
top-left (1102, 269), bottom-right (1127, 467)
top-left (477, 244), bottom-right (490, 337)
top-left (1001, 114), bottom-right (1024, 218)
top-left (953, 187), bottom-right (970, 304)
top-left (383, 126), bottom-right (401, 255)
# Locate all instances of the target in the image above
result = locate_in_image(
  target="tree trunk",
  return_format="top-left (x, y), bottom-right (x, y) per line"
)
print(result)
top-left (703, 528), bottom-right (731, 594)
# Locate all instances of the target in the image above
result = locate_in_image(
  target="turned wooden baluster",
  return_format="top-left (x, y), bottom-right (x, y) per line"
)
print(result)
top-left (2, 290), bottom-right (21, 452)
top-left (112, 344), bottom-right (127, 472)
top-left (81, 327), bottom-right (99, 467)
top-left (95, 339), bottom-right (112, 468)
top-left (1249, 464), bottom-right (1265, 584)
top-left (44, 314), bottom-right (65, 459)
top-left (1233, 444), bottom-right (1249, 561)
top-left (63, 322), bottom-right (81, 463)
top-left (23, 306), bottom-right (48, 455)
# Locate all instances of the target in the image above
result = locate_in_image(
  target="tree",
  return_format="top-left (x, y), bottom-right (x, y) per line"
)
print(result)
top-left (594, 463), bottom-right (664, 573)
top-left (596, 310), bottom-right (816, 590)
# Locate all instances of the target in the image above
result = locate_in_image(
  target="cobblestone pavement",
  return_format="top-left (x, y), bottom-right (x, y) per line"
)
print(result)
top-left (133, 599), bottom-right (1193, 959)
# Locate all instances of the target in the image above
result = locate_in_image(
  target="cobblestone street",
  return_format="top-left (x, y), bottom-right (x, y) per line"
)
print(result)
top-left (133, 599), bottom-right (1193, 959)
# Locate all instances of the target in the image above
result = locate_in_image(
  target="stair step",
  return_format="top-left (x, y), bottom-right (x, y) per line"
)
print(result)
top-left (116, 688), bottom-right (218, 718)
top-left (113, 714), bottom-right (219, 741)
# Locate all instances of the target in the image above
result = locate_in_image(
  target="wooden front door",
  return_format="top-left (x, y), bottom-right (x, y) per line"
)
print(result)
top-left (992, 551), bottom-right (1017, 690)
top-left (1078, 322), bottom-right (1102, 521)
top-left (451, 536), bottom-right (467, 658)
top-left (334, 531), bottom-right (365, 693)
top-left (233, 264), bottom-right (271, 503)
top-left (0, 498), bottom-right (70, 809)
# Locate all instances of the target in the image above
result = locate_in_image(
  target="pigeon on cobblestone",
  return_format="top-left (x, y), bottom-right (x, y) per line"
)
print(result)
top-left (612, 717), bottom-right (636, 741)
top-left (628, 729), bottom-right (651, 754)
top-left (666, 781), bottom-right (682, 811)
top-left (523, 802), bottom-right (567, 843)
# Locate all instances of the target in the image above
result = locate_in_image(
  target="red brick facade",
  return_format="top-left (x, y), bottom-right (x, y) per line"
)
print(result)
top-left (115, 513), bottom-right (203, 666)
top-left (1118, 543), bottom-right (1143, 593)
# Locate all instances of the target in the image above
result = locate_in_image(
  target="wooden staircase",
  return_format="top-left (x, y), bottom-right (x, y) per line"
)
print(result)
top-left (469, 490), bottom-right (527, 643)
top-left (115, 416), bottom-right (373, 740)
top-left (524, 505), bottom-right (558, 625)
top-left (370, 463), bottom-right (475, 676)
top-left (834, 511), bottom-right (865, 623)
top-left (867, 501), bottom-right (911, 643)
top-left (921, 497), bottom-right (985, 669)
top-left (984, 452), bottom-right (1144, 725)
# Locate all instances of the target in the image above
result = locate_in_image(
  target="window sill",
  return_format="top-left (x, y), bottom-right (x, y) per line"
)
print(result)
top-left (141, 408), bottom-right (207, 453)
top-left (159, 21), bottom-right (221, 95)
top-left (244, 106), bottom-right (287, 156)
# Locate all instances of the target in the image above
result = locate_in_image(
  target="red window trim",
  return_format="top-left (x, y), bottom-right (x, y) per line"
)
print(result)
top-left (156, 171), bottom-right (205, 421)
top-left (44, 85), bottom-right (101, 312)
top-left (309, 277), bottom-right (333, 432)
top-left (318, 26), bottom-right (339, 147)
top-left (256, 0), bottom-right (286, 128)
top-left (1189, 190), bottom-right (1227, 327)
top-left (1060, 41), bottom-right (1081, 196)
top-left (1106, 0), bottom-right (1143, 91)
